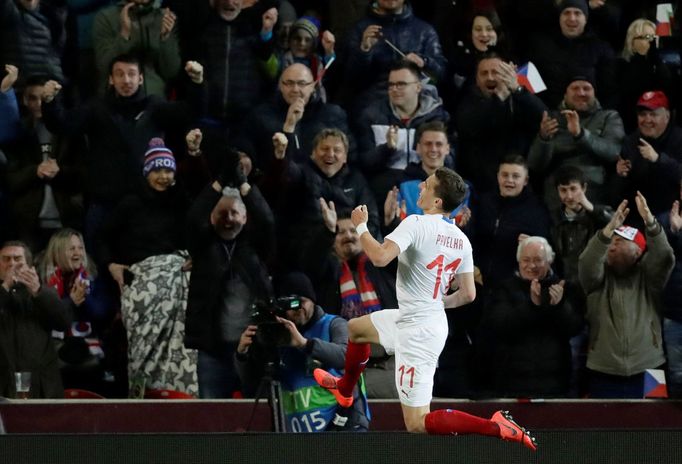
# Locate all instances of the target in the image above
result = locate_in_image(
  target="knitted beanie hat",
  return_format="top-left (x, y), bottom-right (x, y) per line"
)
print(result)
top-left (276, 271), bottom-right (317, 302)
top-left (292, 16), bottom-right (320, 41)
top-left (558, 0), bottom-right (589, 17)
top-left (143, 138), bottom-right (176, 177)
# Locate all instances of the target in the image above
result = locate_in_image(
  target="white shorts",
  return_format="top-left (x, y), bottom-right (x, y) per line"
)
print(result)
top-left (370, 309), bottom-right (448, 407)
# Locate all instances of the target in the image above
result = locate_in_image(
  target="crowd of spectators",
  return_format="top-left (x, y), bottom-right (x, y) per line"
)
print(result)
top-left (1, 0), bottom-right (682, 413)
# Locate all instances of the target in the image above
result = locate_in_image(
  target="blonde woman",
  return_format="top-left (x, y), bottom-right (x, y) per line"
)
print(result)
top-left (38, 228), bottom-right (109, 392)
top-left (38, 228), bottom-right (100, 321)
top-left (616, 18), bottom-right (673, 132)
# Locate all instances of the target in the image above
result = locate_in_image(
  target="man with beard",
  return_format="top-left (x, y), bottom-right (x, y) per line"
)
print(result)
top-left (184, 155), bottom-right (275, 398)
top-left (528, 75), bottom-right (624, 210)
top-left (579, 191), bottom-right (674, 398)
top-left (300, 207), bottom-right (398, 398)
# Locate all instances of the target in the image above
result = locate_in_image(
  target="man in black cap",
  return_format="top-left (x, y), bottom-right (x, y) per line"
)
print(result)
top-left (235, 271), bottom-right (370, 432)
top-left (528, 74), bottom-right (625, 209)
top-left (527, 0), bottom-right (616, 108)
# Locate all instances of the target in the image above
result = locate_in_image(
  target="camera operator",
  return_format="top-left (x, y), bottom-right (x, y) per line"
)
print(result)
top-left (235, 272), bottom-right (370, 432)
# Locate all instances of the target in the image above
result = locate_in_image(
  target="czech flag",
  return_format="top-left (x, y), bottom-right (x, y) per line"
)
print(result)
top-left (656, 3), bottom-right (674, 37)
top-left (643, 369), bottom-right (668, 398)
top-left (516, 62), bottom-right (546, 94)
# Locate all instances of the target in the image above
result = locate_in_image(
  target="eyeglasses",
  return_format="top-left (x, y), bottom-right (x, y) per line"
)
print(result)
top-left (387, 81), bottom-right (419, 90)
top-left (281, 80), bottom-right (314, 88)
top-left (634, 34), bottom-right (655, 41)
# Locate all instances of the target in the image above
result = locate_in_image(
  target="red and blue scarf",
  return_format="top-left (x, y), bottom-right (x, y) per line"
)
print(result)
top-left (339, 254), bottom-right (382, 320)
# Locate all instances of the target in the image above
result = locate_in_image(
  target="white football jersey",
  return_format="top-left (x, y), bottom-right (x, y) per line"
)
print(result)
top-left (385, 214), bottom-right (473, 325)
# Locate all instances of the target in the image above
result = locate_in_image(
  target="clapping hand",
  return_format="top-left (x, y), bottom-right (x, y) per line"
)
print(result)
top-left (319, 197), bottom-right (337, 232)
top-left (383, 187), bottom-right (404, 226)
top-left (160, 7), bottom-right (177, 40)
top-left (548, 280), bottom-right (565, 306)
top-left (616, 156), bottom-right (631, 177)
top-left (561, 109), bottom-right (581, 137)
top-left (635, 190), bottom-right (654, 225)
top-left (69, 277), bottom-right (89, 306)
top-left (539, 111), bottom-right (559, 140)
top-left (603, 199), bottom-right (629, 237)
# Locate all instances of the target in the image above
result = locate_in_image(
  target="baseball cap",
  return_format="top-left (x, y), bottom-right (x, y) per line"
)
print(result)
top-left (637, 91), bottom-right (669, 111)
top-left (614, 226), bottom-right (646, 252)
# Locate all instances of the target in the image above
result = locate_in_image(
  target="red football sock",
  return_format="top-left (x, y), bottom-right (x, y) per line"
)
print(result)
top-left (337, 341), bottom-right (370, 397)
top-left (425, 409), bottom-right (500, 436)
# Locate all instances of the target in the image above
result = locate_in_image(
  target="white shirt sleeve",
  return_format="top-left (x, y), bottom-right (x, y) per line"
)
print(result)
top-left (385, 214), bottom-right (421, 253)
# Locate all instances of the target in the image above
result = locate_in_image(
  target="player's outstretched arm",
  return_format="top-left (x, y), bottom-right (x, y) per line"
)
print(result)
top-left (352, 204), bottom-right (400, 267)
top-left (443, 272), bottom-right (476, 308)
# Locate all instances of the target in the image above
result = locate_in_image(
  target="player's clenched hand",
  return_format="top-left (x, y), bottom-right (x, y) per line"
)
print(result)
top-left (351, 205), bottom-right (369, 227)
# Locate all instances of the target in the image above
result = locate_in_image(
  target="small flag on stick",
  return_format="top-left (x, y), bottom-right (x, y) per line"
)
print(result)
top-left (516, 62), bottom-right (546, 94)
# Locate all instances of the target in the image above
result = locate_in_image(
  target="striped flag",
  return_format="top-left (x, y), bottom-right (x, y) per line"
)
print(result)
top-left (643, 369), bottom-right (668, 398)
top-left (656, 3), bottom-right (674, 37)
top-left (516, 62), bottom-right (546, 94)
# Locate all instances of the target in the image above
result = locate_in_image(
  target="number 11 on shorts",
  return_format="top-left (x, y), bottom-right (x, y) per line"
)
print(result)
top-left (398, 364), bottom-right (415, 388)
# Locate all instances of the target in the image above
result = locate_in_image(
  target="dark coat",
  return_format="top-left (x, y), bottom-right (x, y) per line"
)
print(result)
top-left (0, 285), bottom-right (73, 398)
top-left (455, 87), bottom-right (546, 194)
top-left (477, 273), bottom-right (583, 397)
top-left (97, 183), bottom-right (189, 266)
top-left (0, 0), bottom-right (64, 81)
top-left (42, 83), bottom-right (204, 205)
top-left (472, 188), bottom-right (551, 289)
top-left (355, 89), bottom-right (450, 175)
top-left (344, 3), bottom-right (446, 96)
top-left (617, 123), bottom-right (682, 217)
top-left (527, 31), bottom-right (616, 108)
top-left (236, 93), bottom-right (354, 171)
top-left (193, 10), bottom-right (274, 124)
top-left (184, 184), bottom-right (274, 355)
top-left (4, 123), bottom-right (86, 238)
top-left (265, 157), bottom-right (380, 263)
top-left (615, 51), bottom-right (674, 133)
top-left (550, 204), bottom-right (613, 286)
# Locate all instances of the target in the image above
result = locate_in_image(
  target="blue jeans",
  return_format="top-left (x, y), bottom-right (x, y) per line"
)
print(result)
top-left (664, 318), bottom-right (682, 398)
top-left (197, 347), bottom-right (240, 399)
